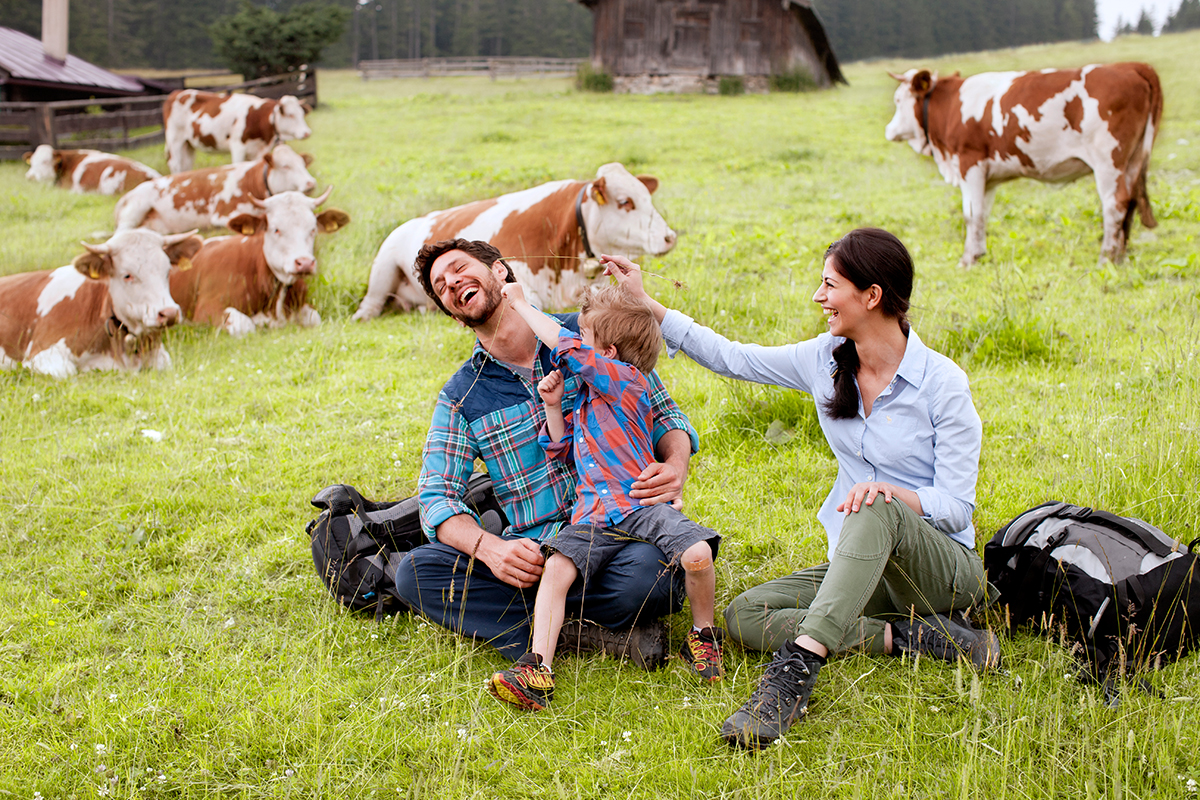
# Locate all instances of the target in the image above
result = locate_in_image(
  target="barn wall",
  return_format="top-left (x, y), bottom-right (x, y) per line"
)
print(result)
top-left (590, 0), bottom-right (832, 82)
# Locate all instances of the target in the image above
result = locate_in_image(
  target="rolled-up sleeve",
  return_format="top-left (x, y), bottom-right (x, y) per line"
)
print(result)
top-left (538, 414), bottom-right (575, 462)
top-left (915, 371), bottom-right (982, 536)
top-left (418, 392), bottom-right (481, 541)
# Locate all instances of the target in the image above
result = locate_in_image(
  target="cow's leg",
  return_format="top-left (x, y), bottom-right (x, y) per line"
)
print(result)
top-left (353, 249), bottom-right (405, 321)
top-left (169, 141), bottom-right (195, 174)
top-left (223, 308), bottom-right (258, 337)
top-left (25, 341), bottom-right (78, 379)
top-left (1094, 167), bottom-right (1128, 263)
top-left (229, 140), bottom-right (248, 164)
top-left (959, 167), bottom-right (990, 267)
top-left (295, 305), bottom-right (321, 327)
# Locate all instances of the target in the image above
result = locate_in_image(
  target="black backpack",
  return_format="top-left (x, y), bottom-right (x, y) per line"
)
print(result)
top-left (984, 501), bottom-right (1200, 692)
top-left (307, 473), bottom-right (508, 621)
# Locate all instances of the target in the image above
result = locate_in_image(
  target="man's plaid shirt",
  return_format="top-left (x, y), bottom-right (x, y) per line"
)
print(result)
top-left (418, 313), bottom-right (698, 542)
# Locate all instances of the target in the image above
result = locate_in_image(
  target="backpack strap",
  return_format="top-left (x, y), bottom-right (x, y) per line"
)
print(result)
top-left (1070, 508), bottom-right (1176, 558)
top-left (999, 501), bottom-right (1073, 547)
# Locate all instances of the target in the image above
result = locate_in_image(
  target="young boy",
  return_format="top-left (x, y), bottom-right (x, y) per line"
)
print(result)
top-left (485, 276), bottom-right (724, 711)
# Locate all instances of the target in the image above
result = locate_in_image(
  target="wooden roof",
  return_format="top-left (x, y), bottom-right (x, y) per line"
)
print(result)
top-left (0, 26), bottom-right (146, 96)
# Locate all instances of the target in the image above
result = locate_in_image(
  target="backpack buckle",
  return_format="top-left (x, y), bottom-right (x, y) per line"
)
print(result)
top-left (1064, 505), bottom-right (1093, 519)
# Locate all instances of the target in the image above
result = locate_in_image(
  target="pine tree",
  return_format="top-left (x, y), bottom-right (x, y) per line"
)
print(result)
top-left (1164, 0), bottom-right (1200, 32)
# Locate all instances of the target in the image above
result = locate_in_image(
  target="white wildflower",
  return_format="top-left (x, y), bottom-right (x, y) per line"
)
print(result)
top-left (1187, 778), bottom-right (1197, 793)
top-left (140, 429), bottom-right (163, 442)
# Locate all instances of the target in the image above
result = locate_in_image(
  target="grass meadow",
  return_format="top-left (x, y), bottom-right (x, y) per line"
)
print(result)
top-left (2, 29), bottom-right (1199, 798)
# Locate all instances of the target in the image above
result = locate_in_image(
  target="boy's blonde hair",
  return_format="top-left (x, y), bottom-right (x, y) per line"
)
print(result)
top-left (578, 284), bottom-right (661, 374)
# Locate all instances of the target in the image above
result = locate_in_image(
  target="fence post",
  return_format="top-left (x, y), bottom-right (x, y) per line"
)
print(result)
top-left (34, 105), bottom-right (56, 147)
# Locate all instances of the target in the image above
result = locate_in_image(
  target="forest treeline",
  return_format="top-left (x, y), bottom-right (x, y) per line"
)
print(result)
top-left (1, 0), bottom-right (1103, 71)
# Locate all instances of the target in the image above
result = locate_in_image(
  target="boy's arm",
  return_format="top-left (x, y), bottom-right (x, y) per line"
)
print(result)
top-left (539, 370), bottom-right (567, 444)
top-left (500, 282), bottom-right (560, 349)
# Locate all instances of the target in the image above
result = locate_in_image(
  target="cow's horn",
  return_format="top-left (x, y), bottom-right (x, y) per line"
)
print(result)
top-left (309, 185), bottom-right (334, 207)
top-left (250, 195), bottom-right (268, 209)
top-left (162, 229), bottom-right (200, 245)
top-left (82, 240), bottom-right (112, 255)
top-left (887, 70), bottom-right (905, 81)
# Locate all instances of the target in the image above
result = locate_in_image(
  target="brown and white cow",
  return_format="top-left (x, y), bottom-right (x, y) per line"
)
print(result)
top-left (352, 162), bottom-right (677, 320)
top-left (885, 63), bottom-right (1163, 265)
top-left (23, 145), bottom-right (161, 195)
top-left (115, 144), bottom-right (317, 234)
top-left (0, 229), bottom-right (202, 379)
top-left (164, 89), bottom-right (312, 173)
top-left (169, 188), bottom-right (349, 337)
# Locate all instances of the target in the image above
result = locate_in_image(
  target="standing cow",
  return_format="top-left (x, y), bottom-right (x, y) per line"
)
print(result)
top-left (885, 63), bottom-right (1162, 265)
top-left (164, 89), bottom-right (312, 173)
top-left (24, 145), bottom-right (161, 195)
top-left (0, 229), bottom-right (201, 378)
top-left (170, 188), bottom-right (350, 336)
top-left (115, 144), bottom-right (317, 234)
top-left (353, 162), bottom-right (676, 320)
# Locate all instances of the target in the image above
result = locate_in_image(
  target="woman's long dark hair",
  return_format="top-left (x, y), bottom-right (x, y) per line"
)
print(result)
top-left (821, 228), bottom-right (914, 420)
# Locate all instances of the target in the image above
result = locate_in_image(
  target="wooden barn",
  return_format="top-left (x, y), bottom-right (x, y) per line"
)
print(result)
top-left (578, 0), bottom-right (845, 92)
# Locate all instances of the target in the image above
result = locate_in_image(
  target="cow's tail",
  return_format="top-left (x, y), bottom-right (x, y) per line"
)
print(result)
top-left (1133, 62), bottom-right (1163, 230)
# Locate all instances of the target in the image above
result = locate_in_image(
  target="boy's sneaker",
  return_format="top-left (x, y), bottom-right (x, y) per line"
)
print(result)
top-left (891, 612), bottom-right (1002, 670)
top-left (720, 643), bottom-right (823, 750)
top-left (680, 627), bottom-right (725, 682)
top-left (487, 653), bottom-right (555, 711)
top-left (557, 618), bottom-right (667, 671)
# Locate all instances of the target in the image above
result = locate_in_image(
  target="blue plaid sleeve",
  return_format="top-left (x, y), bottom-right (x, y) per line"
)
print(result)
top-left (418, 390), bottom-right (482, 541)
top-left (645, 369), bottom-right (699, 454)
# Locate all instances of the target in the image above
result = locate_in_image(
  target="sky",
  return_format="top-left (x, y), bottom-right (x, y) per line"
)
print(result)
top-left (1096, 0), bottom-right (1176, 38)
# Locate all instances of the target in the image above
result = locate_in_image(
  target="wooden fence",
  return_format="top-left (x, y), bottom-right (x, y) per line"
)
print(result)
top-left (359, 57), bottom-right (583, 81)
top-left (0, 70), bottom-right (318, 162)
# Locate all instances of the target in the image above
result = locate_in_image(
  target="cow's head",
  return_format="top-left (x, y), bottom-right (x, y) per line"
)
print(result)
top-left (228, 187), bottom-right (349, 286)
top-left (24, 145), bottom-right (61, 183)
top-left (885, 69), bottom-right (939, 155)
top-left (270, 95), bottom-right (312, 143)
top-left (580, 162), bottom-right (677, 260)
top-left (72, 229), bottom-right (201, 334)
top-left (262, 144), bottom-right (317, 195)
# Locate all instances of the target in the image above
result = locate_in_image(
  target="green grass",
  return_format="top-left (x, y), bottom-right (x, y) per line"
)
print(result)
top-left (2, 30), bottom-right (1200, 798)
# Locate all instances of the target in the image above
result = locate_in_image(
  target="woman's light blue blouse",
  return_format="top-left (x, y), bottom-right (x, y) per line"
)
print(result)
top-left (661, 310), bottom-right (982, 556)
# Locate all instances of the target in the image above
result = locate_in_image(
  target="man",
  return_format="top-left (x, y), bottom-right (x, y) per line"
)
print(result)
top-left (393, 238), bottom-right (699, 666)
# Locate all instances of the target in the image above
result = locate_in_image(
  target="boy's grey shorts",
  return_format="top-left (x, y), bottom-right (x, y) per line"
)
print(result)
top-left (542, 503), bottom-right (721, 587)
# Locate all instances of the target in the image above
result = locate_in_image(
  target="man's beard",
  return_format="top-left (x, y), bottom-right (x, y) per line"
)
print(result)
top-left (453, 278), bottom-right (504, 328)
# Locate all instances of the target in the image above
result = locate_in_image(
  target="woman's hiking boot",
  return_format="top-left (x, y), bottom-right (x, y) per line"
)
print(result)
top-left (487, 652), bottom-right (555, 711)
top-left (891, 612), bottom-right (1002, 670)
top-left (557, 618), bottom-right (667, 671)
top-left (680, 627), bottom-right (725, 682)
top-left (720, 641), bottom-right (824, 750)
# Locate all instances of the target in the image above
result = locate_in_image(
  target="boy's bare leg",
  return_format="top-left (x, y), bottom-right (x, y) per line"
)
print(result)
top-left (531, 553), bottom-right (579, 667)
top-left (681, 541), bottom-right (716, 630)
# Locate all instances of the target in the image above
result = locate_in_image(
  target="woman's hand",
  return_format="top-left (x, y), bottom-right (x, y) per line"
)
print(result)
top-left (838, 482), bottom-right (898, 515)
top-left (600, 253), bottom-right (669, 324)
top-left (601, 254), bottom-right (646, 298)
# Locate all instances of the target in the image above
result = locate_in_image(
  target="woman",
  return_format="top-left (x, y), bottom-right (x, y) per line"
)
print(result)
top-left (602, 228), bottom-right (998, 751)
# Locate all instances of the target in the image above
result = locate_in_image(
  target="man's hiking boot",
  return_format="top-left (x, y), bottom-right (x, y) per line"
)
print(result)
top-left (680, 627), bottom-right (725, 682)
top-left (557, 618), bottom-right (667, 671)
top-left (892, 612), bottom-right (1003, 670)
top-left (720, 642), bottom-right (823, 750)
top-left (487, 652), bottom-right (555, 711)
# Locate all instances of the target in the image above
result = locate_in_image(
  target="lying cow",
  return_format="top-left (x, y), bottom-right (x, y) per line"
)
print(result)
top-left (352, 162), bottom-right (676, 320)
top-left (115, 144), bottom-right (316, 234)
top-left (169, 188), bottom-right (349, 336)
top-left (24, 145), bottom-right (161, 195)
top-left (0, 229), bottom-right (201, 378)
top-left (885, 63), bottom-right (1163, 265)
top-left (164, 89), bottom-right (312, 173)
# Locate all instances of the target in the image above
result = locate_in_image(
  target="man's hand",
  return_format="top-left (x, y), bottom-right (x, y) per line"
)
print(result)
top-left (630, 461), bottom-right (684, 510)
top-left (538, 370), bottom-right (564, 407)
top-left (478, 534), bottom-right (545, 589)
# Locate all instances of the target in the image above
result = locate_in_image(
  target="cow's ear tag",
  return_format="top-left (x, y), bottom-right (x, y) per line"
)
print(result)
top-left (88, 265), bottom-right (103, 279)
top-left (593, 191), bottom-right (606, 206)
top-left (176, 256), bottom-right (193, 271)
top-left (324, 220), bottom-right (339, 232)
top-left (241, 223), bottom-right (255, 235)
